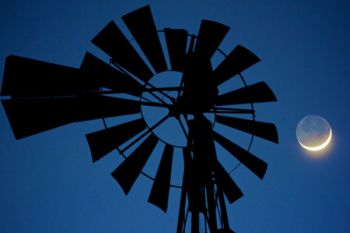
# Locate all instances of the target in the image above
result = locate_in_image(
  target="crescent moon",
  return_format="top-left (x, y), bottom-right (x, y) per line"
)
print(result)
top-left (298, 128), bottom-right (332, 152)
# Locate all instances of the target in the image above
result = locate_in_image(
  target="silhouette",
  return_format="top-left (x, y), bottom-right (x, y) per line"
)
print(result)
top-left (1, 5), bottom-right (278, 233)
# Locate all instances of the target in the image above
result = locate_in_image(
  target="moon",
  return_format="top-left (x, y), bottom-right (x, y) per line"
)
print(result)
top-left (296, 115), bottom-right (332, 152)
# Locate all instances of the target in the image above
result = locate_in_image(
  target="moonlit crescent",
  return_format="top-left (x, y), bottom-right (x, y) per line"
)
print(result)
top-left (298, 128), bottom-right (332, 152)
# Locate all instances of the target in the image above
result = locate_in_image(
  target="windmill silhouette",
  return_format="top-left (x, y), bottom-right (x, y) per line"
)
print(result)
top-left (1, 5), bottom-right (278, 232)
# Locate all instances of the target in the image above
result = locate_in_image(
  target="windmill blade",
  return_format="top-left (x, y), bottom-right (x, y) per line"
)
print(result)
top-left (216, 115), bottom-right (278, 143)
top-left (148, 144), bottom-right (174, 212)
top-left (214, 131), bottom-right (267, 179)
top-left (86, 118), bottom-right (147, 162)
top-left (194, 20), bottom-right (230, 59)
top-left (216, 81), bottom-right (277, 106)
top-left (92, 21), bottom-right (153, 82)
top-left (112, 134), bottom-right (158, 195)
top-left (2, 96), bottom-right (140, 139)
top-left (122, 5), bottom-right (167, 73)
top-left (212, 159), bottom-right (243, 203)
top-left (80, 52), bottom-right (143, 96)
top-left (1, 55), bottom-right (98, 97)
top-left (214, 45), bottom-right (261, 86)
top-left (164, 28), bottom-right (188, 71)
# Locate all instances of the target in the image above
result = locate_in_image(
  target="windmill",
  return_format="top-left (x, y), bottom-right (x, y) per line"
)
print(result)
top-left (1, 5), bottom-right (278, 233)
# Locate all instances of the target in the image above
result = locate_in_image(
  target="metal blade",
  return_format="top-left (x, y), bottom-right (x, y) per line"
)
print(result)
top-left (2, 96), bottom-right (140, 139)
top-left (86, 118), bottom-right (146, 162)
top-left (148, 144), bottom-right (174, 212)
top-left (212, 159), bottom-right (243, 203)
top-left (194, 20), bottom-right (229, 59)
top-left (216, 81), bottom-right (277, 106)
top-left (214, 45), bottom-right (260, 86)
top-left (164, 28), bottom-right (188, 71)
top-left (216, 115), bottom-right (278, 143)
top-left (122, 5), bottom-right (167, 73)
top-left (80, 52), bottom-right (143, 96)
top-left (111, 134), bottom-right (158, 195)
top-left (1, 55), bottom-right (98, 97)
top-left (214, 131), bottom-right (267, 179)
top-left (92, 21), bottom-right (153, 82)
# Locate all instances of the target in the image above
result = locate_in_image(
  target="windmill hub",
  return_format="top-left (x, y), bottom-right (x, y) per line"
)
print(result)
top-left (140, 70), bottom-right (215, 147)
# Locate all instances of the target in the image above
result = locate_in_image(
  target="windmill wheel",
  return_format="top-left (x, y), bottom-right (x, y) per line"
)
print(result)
top-left (1, 5), bottom-right (278, 232)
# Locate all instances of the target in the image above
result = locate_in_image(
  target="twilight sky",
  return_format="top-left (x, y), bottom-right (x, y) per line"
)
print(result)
top-left (1, 0), bottom-right (350, 233)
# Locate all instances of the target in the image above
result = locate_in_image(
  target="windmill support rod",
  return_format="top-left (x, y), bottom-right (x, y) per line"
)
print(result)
top-left (178, 148), bottom-right (191, 233)
top-left (205, 179), bottom-right (218, 232)
top-left (177, 185), bottom-right (187, 233)
top-left (217, 187), bottom-right (230, 229)
top-left (145, 86), bottom-right (182, 92)
top-left (191, 210), bottom-right (200, 233)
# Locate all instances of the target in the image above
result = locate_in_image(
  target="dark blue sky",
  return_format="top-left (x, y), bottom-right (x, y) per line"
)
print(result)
top-left (1, 0), bottom-right (350, 233)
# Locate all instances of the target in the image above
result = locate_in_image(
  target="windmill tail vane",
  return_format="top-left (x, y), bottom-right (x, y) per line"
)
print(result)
top-left (0, 5), bottom-right (278, 233)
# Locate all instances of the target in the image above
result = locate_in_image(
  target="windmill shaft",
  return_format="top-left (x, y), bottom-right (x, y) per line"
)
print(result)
top-left (177, 117), bottom-right (235, 232)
